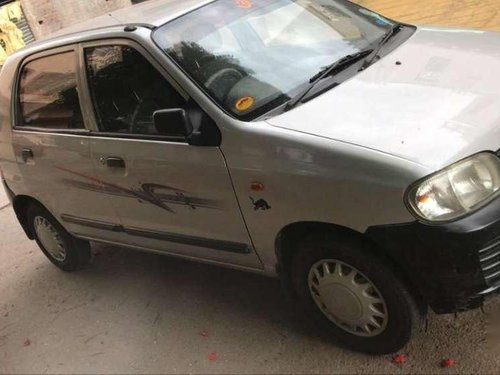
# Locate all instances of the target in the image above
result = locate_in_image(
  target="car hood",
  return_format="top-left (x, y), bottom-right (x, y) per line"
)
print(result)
top-left (266, 27), bottom-right (500, 171)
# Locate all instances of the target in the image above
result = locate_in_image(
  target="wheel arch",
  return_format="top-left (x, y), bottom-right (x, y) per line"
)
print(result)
top-left (12, 195), bottom-right (47, 240)
top-left (275, 221), bottom-right (425, 309)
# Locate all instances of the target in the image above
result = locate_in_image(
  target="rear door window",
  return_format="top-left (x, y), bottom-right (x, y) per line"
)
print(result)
top-left (18, 51), bottom-right (84, 129)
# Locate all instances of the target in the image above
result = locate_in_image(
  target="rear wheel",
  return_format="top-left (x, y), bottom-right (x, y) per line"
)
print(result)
top-left (27, 204), bottom-right (91, 272)
top-left (290, 232), bottom-right (422, 354)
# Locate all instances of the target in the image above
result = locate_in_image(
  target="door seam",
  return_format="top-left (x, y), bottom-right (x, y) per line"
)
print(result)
top-left (217, 146), bottom-right (265, 267)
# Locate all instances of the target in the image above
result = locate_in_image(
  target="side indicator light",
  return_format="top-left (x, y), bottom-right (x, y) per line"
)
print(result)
top-left (250, 181), bottom-right (264, 191)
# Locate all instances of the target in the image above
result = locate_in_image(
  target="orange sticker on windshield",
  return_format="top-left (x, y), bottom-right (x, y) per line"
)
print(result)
top-left (235, 96), bottom-right (255, 112)
top-left (235, 0), bottom-right (252, 9)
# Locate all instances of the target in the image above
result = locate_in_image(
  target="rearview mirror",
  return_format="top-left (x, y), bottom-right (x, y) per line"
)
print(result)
top-left (153, 108), bottom-right (193, 138)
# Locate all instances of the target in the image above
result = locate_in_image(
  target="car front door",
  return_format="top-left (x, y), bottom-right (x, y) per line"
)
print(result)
top-left (80, 41), bottom-right (261, 269)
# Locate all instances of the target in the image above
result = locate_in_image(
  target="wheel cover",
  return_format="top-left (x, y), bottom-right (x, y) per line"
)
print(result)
top-left (33, 216), bottom-right (66, 262)
top-left (308, 259), bottom-right (388, 337)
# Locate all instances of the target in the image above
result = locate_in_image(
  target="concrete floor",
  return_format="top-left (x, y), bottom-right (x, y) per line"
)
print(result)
top-left (1, 191), bottom-right (499, 373)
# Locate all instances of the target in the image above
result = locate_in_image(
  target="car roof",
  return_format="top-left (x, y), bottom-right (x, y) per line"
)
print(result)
top-left (3, 0), bottom-right (214, 58)
top-left (50, 0), bottom-right (214, 37)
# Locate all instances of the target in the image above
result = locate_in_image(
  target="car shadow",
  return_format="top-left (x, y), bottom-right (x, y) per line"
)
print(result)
top-left (83, 242), bottom-right (337, 345)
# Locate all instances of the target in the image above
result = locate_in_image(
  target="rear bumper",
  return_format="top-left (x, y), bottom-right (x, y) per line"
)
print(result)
top-left (366, 196), bottom-right (500, 314)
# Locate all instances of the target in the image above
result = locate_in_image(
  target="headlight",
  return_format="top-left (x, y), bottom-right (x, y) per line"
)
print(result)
top-left (406, 152), bottom-right (500, 222)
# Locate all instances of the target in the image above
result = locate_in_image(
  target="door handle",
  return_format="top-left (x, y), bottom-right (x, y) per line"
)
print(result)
top-left (101, 157), bottom-right (126, 168)
top-left (21, 148), bottom-right (33, 163)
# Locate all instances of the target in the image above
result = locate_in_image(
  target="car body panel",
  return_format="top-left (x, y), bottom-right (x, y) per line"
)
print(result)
top-left (0, 22), bottom-right (426, 275)
top-left (11, 131), bottom-right (134, 244)
top-left (267, 27), bottom-right (500, 170)
top-left (220, 120), bottom-right (427, 269)
top-left (0, 1), bottom-right (499, 312)
top-left (88, 135), bottom-right (261, 268)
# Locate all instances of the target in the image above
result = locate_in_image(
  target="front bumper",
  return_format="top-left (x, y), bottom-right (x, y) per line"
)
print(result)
top-left (366, 196), bottom-right (500, 314)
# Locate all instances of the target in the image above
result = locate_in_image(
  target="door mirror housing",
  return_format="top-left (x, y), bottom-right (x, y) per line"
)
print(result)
top-left (153, 100), bottom-right (221, 146)
top-left (153, 108), bottom-right (193, 139)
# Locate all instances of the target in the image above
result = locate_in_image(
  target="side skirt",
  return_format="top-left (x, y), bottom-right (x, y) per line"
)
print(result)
top-left (61, 214), bottom-right (253, 254)
top-left (74, 234), bottom-right (269, 276)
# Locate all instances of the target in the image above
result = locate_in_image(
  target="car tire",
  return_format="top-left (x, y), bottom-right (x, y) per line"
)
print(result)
top-left (290, 231), bottom-right (422, 355)
top-left (27, 204), bottom-right (91, 272)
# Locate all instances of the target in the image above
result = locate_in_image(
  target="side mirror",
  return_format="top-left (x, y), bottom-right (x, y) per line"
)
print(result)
top-left (153, 108), bottom-right (193, 138)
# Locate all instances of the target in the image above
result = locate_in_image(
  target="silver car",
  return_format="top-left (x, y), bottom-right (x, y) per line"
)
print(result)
top-left (1, 0), bottom-right (499, 354)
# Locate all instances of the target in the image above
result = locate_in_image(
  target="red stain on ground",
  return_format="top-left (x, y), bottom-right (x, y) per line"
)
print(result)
top-left (392, 354), bottom-right (407, 364)
top-left (441, 358), bottom-right (456, 368)
top-left (207, 352), bottom-right (218, 361)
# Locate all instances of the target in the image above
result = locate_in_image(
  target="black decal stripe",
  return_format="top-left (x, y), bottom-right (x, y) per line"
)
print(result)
top-left (56, 166), bottom-right (222, 212)
top-left (61, 215), bottom-right (251, 254)
top-left (61, 214), bottom-right (123, 232)
top-left (124, 227), bottom-right (251, 254)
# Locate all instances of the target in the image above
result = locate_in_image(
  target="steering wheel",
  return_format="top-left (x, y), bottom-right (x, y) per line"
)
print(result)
top-left (129, 97), bottom-right (164, 134)
top-left (205, 68), bottom-right (244, 102)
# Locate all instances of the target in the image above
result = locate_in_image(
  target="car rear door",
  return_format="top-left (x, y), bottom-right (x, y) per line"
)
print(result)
top-left (11, 46), bottom-right (122, 242)
top-left (79, 40), bottom-right (261, 269)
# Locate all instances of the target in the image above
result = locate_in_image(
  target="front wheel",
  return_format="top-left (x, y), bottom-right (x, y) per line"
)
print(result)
top-left (291, 233), bottom-right (423, 354)
top-left (27, 204), bottom-right (91, 272)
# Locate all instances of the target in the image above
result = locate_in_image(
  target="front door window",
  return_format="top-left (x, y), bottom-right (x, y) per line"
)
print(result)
top-left (85, 45), bottom-right (186, 136)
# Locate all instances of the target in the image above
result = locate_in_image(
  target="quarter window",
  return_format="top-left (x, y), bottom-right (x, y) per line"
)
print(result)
top-left (84, 45), bottom-right (186, 136)
top-left (18, 51), bottom-right (84, 129)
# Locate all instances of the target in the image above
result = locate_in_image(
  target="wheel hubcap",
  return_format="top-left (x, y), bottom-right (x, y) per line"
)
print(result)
top-left (308, 259), bottom-right (388, 337)
top-left (33, 216), bottom-right (66, 262)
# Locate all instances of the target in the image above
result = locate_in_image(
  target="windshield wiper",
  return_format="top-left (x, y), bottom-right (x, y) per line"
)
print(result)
top-left (359, 23), bottom-right (403, 71)
top-left (285, 49), bottom-right (373, 111)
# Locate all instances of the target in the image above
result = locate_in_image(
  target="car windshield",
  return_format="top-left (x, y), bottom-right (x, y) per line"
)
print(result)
top-left (153, 0), bottom-right (397, 120)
